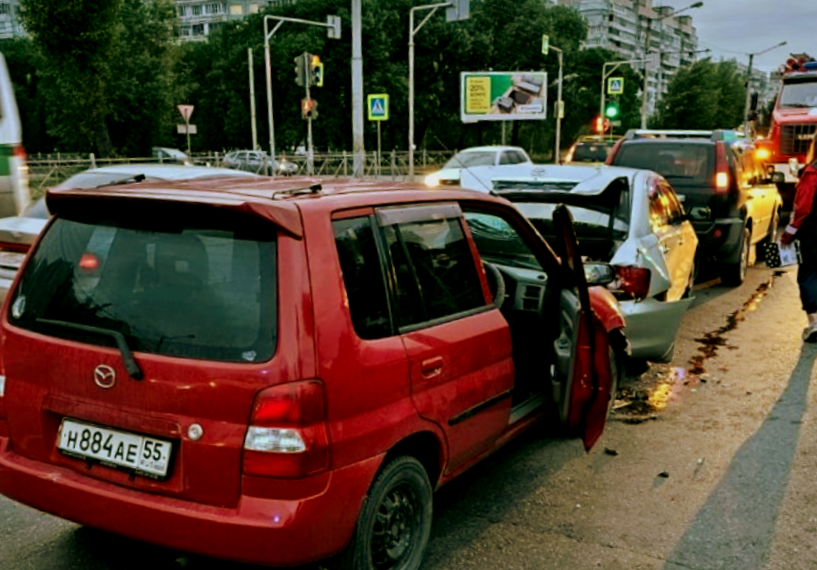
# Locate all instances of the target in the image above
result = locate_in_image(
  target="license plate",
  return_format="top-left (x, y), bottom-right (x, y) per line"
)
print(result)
top-left (57, 419), bottom-right (172, 478)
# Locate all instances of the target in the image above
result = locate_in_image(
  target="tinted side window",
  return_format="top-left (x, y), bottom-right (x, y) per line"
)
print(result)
top-left (333, 217), bottom-right (392, 340)
top-left (382, 217), bottom-right (485, 328)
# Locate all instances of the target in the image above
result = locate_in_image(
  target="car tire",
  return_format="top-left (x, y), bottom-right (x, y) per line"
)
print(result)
top-left (339, 456), bottom-right (433, 570)
top-left (721, 227), bottom-right (750, 286)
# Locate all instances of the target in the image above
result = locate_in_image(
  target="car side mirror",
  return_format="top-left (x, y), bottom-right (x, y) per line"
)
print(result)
top-left (584, 262), bottom-right (615, 286)
top-left (770, 172), bottom-right (785, 184)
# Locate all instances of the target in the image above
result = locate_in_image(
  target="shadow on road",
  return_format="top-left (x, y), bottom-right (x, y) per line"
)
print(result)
top-left (662, 343), bottom-right (817, 570)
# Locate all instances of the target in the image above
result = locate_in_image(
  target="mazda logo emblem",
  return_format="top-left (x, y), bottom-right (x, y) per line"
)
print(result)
top-left (93, 365), bottom-right (116, 389)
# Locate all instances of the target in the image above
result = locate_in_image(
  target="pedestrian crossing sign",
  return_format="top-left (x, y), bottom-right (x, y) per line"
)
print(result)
top-left (607, 77), bottom-right (624, 95)
top-left (367, 94), bottom-right (389, 121)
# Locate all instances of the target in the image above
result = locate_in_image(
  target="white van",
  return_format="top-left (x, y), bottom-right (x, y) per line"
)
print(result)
top-left (0, 52), bottom-right (29, 217)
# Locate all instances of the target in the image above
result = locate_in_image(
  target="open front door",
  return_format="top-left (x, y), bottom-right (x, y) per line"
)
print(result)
top-left (551, 205), bottom-right (613, 451)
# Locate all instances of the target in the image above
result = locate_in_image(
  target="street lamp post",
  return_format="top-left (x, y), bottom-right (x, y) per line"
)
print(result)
top-left (263, 14), bottom-right (341, 175)
top-left (742, 41), bottom-right (787, 138)
top-left (640, 2), bottom-right (703, 129)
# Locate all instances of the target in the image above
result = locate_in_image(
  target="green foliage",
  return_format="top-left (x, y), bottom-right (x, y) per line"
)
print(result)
top-left (653, 58), bottom-right (747, 130)
top-left (15, 0), bottom-right (178, 156)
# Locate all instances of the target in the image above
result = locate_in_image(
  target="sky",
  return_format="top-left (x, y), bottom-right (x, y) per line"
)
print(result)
top-left (655, 0), bottom-right (817, 73)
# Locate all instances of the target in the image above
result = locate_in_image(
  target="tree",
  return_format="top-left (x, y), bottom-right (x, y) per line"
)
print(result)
top-left (653, 58), bottom-right (747, 130)
top-left (18, 0), bottom-right (122, 156)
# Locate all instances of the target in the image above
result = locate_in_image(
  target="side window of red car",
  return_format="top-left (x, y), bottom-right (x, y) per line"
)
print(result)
top-left (333, 216), bottom-right (393, 340)
top-left (379, 207), bottom-right (485, 329)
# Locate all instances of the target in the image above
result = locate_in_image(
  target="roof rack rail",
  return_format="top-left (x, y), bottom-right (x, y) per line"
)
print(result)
top-left (271, 183), bottom-right (323, 200)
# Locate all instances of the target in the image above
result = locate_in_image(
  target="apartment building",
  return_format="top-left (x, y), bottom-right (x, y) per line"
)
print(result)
top-left (0, 0), bottom-right (23, 39)
top-left (559, 0), bottom-right (700, 116)
top-left (177, 0), bottom-right (296, 40)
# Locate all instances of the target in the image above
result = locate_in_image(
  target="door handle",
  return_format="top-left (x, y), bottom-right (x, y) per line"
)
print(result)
top-left (421, 356), bottom-right (444, 377)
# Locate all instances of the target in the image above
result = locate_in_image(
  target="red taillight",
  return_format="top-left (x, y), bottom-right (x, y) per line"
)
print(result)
top-left (605, 139), bottom-right (623, 165)
top-left (242, 380), bottom-right (330, 478)
top-left (0, 352), bottom-right (6, 423)
top-left (612, 266), bottom-right (651, 300)
top-left (714, 141), bottom-right (730, 193)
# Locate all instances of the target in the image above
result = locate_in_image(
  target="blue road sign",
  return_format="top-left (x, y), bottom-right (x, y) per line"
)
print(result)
top-left (367, 94), bottom-right (389, 121)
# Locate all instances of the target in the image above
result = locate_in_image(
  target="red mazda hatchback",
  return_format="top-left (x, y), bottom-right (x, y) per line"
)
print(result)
top-left (0, 176), bottom-right (626, 569)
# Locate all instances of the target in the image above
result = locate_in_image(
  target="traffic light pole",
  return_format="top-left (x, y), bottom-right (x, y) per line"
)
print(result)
top-left (600, 58), bottom-right (648, 134)
top-left (263, 14), bottom-right (341, 176)
top-left (304, 53), bottom-right (314, 175)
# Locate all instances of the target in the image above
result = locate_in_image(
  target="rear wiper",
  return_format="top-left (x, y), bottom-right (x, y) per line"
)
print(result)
top-left (95, 174), bottom-right (147, 189)
top-left (35, 318), bottom-right (143, 380)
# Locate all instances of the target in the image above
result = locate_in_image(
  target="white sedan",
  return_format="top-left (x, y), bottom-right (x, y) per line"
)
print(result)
top-left (490, 164), bottom-right (698, 363)
top-left (424, 145), bottom-right (531, 188)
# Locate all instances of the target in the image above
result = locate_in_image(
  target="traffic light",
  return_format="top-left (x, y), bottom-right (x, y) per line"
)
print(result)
top-left (310, 54), bottom-right (324, 88)
top-left (605, 100), bottom-right (619, 119)
top-left (294, 54), bottom-right (308, 87)
top-left (302, 98), bottom-right (318, 119)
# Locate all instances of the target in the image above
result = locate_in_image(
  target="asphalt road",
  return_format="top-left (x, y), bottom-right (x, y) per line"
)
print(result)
top-left (1, 263), bottom-right (814, 570)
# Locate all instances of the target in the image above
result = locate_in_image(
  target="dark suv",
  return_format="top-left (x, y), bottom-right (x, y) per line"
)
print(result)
top-left (608, 130), bottom-right (783, 285)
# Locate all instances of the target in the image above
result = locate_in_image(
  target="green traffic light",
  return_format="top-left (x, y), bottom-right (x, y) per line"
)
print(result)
top-left (605, 104), bottom-right (619, 119)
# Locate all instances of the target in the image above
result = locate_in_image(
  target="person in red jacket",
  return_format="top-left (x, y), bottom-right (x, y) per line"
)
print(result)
top-left (781, 132), bottom-right (817, 341)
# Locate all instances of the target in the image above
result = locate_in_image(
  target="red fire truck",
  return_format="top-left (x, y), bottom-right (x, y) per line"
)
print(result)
top-left (756, 55), bottom-right (817, 208)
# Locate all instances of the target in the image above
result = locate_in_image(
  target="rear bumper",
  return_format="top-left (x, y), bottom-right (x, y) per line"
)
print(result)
top-left (0, 436), bottom-right (382, 566)
top-left (694, 217), bottom-right (745, 261)
top-left (621, 297), bottom-right (693, 361)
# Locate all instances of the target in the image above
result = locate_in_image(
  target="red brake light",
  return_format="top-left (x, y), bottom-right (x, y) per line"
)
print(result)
top-left (243, 380), bottom-right (330, 478)
top-left (714, 141), bottom-right (730, 193)
top-left (0, 352), bottom-right (6, 424)
top-left (612, 266), bottom-right (651, 300)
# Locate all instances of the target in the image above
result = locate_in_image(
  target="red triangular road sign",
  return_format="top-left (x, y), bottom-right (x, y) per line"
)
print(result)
top-left (177, 104), bottom-right (194, 122)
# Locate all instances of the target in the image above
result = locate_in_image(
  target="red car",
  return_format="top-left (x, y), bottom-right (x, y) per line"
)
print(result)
top-left (0, 177), bottom-right (625, 569)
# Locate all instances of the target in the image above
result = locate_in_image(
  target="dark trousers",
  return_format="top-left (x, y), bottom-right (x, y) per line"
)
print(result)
top-left (799, 239), bottom-right (817, 314)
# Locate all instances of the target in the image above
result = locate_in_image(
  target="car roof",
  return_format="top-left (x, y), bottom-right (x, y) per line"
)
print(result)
top-left (46, 176), bottom-right (511, 239)
top-left (457, 145), bottom-right (526, 153)
top-left (60, 164), bottom-right (261, 183)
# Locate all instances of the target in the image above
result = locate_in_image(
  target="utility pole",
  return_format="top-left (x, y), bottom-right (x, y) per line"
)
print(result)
top-left (248, 48), bottom-right (258, 151)
top-left (304, 54), bottom-right (314, 175)
top-left (743, 41), bottom-right (787, 138)
top-left (640, 18), bottom-right (652, 130)
top-left (551, 46), bottom-right (564, 164)
top-left (352, 0), bottom-right (364, 177)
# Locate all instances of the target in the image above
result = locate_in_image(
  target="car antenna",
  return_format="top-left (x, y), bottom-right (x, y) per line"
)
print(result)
top-left (271, 183), bottom-right (322, 200)
top-left (433, 137), bottom-right (494, 193)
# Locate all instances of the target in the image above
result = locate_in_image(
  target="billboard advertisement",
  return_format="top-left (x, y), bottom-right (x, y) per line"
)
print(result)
top-left (460, 72), bottom-right (547, 123)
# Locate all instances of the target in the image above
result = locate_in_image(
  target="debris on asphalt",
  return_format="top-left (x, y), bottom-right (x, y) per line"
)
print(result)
top-left (658, 471), bottom-right (670, 478)
top-left (604, 448), bottom-right (619, 456)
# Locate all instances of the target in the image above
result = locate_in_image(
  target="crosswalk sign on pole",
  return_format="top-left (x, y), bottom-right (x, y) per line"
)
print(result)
top-left (367, 94), bottom-right (389, 121)
top-left (607, 77), bottom-right (624, 95)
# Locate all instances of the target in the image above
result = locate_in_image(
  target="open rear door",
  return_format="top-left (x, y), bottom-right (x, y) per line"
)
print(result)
top-left (551, 205), bottom-right (613, 451)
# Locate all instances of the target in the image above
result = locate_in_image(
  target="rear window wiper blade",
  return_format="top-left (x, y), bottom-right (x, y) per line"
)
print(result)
top-left (35, 318), bottom-right (143, 380)
top-left (95, 174), bottom-right (147, 189)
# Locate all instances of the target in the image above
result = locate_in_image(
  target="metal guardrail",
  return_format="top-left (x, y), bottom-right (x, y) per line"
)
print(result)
top-left (27, 150), bottom-right (457, 198)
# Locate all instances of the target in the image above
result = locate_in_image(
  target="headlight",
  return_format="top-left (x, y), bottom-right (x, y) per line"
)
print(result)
top-left (425, 173), bottom-right (441, 187)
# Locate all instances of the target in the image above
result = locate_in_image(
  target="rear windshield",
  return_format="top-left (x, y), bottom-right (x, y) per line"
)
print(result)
top-left (9, 205), bottom-right (277, 363)
top-left (515, 203), bottom-right (629, 241)
top-left (572, 143), bottom-right (612, 162)
top-left (613, 142), bottom-right (712, 184)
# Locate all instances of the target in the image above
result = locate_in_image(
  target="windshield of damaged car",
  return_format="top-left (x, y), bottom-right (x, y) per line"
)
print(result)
top-left (780, 80), bottom-right (817, 108)
top-left (443, 151), bottom-right (496, 168)
top-left (9, 207), bottom-right (276, 363)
